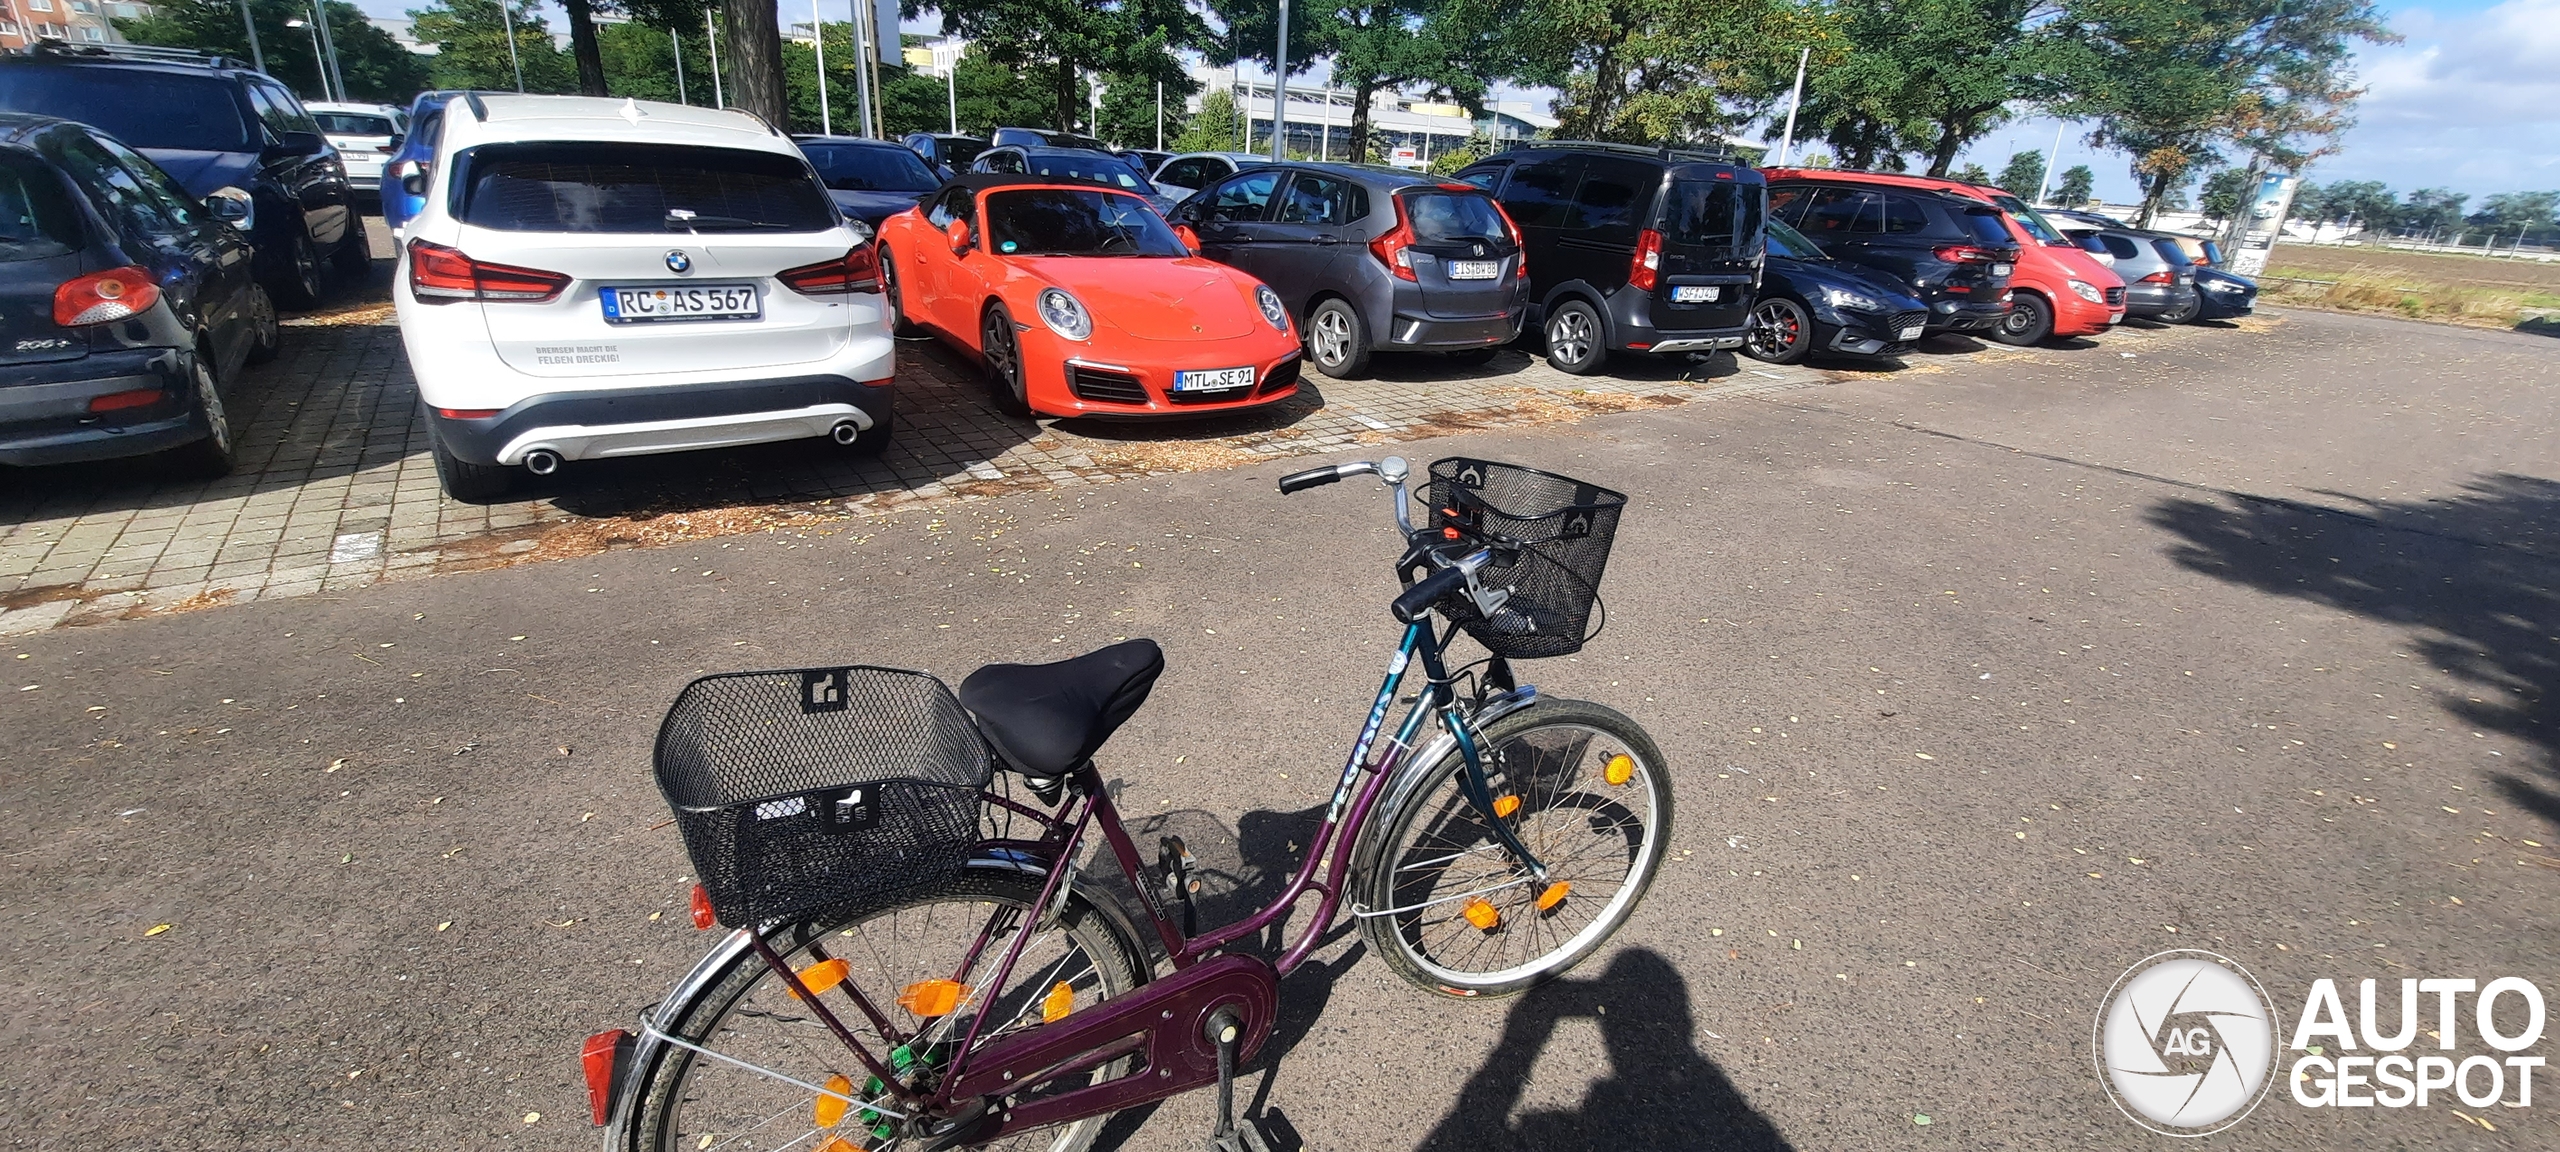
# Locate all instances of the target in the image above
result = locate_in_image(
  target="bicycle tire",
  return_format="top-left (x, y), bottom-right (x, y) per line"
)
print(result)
top-left (1354, 698), bottom-right (1671, 998)
top-left (625, 867), bottom-right (1146, 1152)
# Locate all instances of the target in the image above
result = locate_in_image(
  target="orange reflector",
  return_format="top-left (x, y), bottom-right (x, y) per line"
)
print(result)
top-left (1462, 897), bottom-right (1500, 930)
top-left (689, 884), bottom-right (716, 929)
top-left (1042, 980), bottom-right (1075, 1023)
top-left (814, 1073), bottom-right (853, 1127)
top-left (788, 958), bottom-right (849, 1000)
top-left (1491, 794), bottom-right (1520, 819)
top-left (897, 978), bottom-right (970, 1017)
top-left (819, 1137), bottom-right (859, 1152)
top-left (1604, 754), bottom-right (1635, 786)
top-left (1537, 882), bottom-right (1571, 911)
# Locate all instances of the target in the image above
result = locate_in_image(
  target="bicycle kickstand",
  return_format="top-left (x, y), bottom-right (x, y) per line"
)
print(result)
top-left (1203, 1007), bottom-right (1270, 1152)
top-left (1157, 835), bottom-right (1200, 937)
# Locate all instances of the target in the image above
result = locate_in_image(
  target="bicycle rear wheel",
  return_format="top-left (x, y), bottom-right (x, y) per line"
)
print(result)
top-left (626, 868), bottom-right (1145, 1152)
top-left (1355, 698), bottom-right (1671, 998)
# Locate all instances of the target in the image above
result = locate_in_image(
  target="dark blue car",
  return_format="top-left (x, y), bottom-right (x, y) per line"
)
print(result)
top-left (1741, 218), bottom-right (1931, 364)
top-left (0, 114), bottom-right (276, 475)
top-left (381, 89), bottom-right (501, 234)
top-left (793, 136), bottom-right (943, 229)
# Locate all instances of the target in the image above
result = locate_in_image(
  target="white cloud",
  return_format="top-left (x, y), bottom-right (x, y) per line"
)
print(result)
top-left (2315, 0), bottom-right (2560, 194)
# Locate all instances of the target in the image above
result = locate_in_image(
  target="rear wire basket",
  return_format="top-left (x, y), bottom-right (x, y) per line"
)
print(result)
top-left (1427, 457), bottom-right (1627, 659)
top-left (654, 666), bottom-right (994, 928)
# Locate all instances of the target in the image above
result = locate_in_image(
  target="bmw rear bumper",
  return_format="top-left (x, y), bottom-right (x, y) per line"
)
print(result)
top-left (427, 374), bottom-right (893, 466)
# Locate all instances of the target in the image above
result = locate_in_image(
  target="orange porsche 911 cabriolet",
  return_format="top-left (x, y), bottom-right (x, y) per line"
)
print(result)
top-left (876, 175), bottom-right (1304, 418)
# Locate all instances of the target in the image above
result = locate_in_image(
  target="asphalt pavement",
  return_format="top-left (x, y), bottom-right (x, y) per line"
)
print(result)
top-left (3, 307), bottom-right (2553, 1151)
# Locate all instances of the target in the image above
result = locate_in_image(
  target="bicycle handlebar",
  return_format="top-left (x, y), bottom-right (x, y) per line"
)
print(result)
top-left (1392, 564), bottom-right (1467, 623)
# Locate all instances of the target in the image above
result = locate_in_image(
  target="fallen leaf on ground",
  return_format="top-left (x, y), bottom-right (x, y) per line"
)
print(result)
top-left (144, 924), bottom-right (171, 937)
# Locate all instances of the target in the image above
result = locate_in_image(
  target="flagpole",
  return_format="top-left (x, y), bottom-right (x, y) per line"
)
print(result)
top-left (1774, 46), bottom-right (1807, 166)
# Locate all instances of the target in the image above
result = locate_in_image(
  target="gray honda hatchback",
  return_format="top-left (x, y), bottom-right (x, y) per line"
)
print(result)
top-left (1166, 163), bottom-right (1529, 378)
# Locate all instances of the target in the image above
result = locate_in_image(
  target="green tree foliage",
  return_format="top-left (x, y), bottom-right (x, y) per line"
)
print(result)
top-left (1489, 0), bottom-right (1809, 144)
top-left (1996, 149), bottom-right (2046, 197)
top-left (1168, 88), bottom-right (1245, 153)
top-left (410, 0), bottom-right (577, 93)
top-left (2051, 0), bottom-right (2395, 225)
top-left (117, 0), bottom-right (430, 103)
top-left (2053, 164), bottom-right (2095, 206)
top-left (1951, 162), bottom-right (1991, 186)
top-left (934, 0), bottom-right (1204, 132)
top-left (2199, 166), bottom-right (2250, 222)
top-left (879, 47), bottom-right (1075, 137)
top-left (1793, 0), bottom-right (2058, 175)
top-left (2399, 188), bottom-right (2468, 236)
top-left (2470, 191), bottom-right (2559, 244)
top-left (1318, 1), bottom-right (1490, 160)
top-left (1095, 70), bottom-right (1196, 149)
top-left (594, 18), bottom-right (718, 104)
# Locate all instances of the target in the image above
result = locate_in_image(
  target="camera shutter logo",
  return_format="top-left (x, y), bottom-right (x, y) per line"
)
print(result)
top-left (2094, 950), bottom-right (2281, 1136)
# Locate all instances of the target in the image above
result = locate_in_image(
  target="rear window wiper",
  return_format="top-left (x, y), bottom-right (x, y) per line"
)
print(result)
top-left (665, 210), bottom-right (792, 232)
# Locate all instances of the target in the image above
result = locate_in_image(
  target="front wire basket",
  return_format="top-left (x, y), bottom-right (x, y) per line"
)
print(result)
top-left (653, 666), bottom-right (994, 928)
top-left (1427, 457), bottom-right (1627, 659)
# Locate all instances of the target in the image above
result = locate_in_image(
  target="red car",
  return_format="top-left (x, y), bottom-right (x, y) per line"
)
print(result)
top-left (1763, 168), bottom-right (2126, 345)
top-left (875, 175), bottom-right (1304, 418)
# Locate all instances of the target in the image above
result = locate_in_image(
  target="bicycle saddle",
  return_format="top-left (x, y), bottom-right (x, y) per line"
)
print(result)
top-left (959, 638), bottom-right (1164, 777)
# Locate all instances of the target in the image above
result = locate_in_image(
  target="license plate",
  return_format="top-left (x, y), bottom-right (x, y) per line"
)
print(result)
top-left (1899, 325), bottom-right (1924, 341)
top-left (600, 284), bottom-right (760, 324)
top-left (1671, 285), bottom-right (1720, 303)
top-left (1447, 260), bottom-right (1501, 280)
top-left (1174, 366), bottom-right (1254, 392)
top-left (1991, 263), bottom-right (2013, 276)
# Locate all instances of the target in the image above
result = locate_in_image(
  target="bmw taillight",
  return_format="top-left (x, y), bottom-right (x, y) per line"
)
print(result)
top-left (1931, 245), bottom-right (2004, 265)
top-left (777, 245), bottom-right (881, 295)
top-left (1629, 228), bottom-right (1663, 291)
top-left (406, 239), bottom-right (569, 303)
top-left (54, 266), bottom-right (159, 326)
top-left (1370, 197), bottom-right (1419, 282)
top-left (581, 1029), bottom-right (634, 1126)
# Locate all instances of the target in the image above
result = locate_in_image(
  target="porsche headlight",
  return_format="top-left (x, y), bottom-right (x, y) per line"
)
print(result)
top-left (1036, 287), bottom-right (1092, 341)
top-left (2069, 279), bottom-right (2104, 303)
top-left (1819, 285), bottom-right (1884, 312)
top-left (1256, 284), bottom-right (1289, 332)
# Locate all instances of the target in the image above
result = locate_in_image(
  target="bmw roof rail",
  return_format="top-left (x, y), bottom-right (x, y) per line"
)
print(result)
top-left (720, 106), bottom-right (782, 136)
top-left (463, 92), bottom-right (489, 121)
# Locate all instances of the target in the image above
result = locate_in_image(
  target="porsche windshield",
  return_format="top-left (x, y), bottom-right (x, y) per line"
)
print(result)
top-left (983, 189), bottom-right (1186, 256)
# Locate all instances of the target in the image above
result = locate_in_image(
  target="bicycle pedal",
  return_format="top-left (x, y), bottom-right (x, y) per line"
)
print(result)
top-left (1206, 1117), bottom-right (1272, 1152)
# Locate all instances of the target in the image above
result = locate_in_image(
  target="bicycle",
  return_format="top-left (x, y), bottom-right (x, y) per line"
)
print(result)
top-left (581, 455), bottom-right (1673, 1152)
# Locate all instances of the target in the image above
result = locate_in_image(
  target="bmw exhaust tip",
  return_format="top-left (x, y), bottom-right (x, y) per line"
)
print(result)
top-left (830, 420), bottom-right (862, 446)
top-left (523, 449), bottom-right (562, 476)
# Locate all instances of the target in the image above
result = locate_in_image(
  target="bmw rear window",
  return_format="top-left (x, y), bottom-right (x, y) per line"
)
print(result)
top-left (453, 142), bottom-right (836, 233)
top-left (1403, 190), bottom-right (1509, 244)
top-left (1661, 179), bottom-right (1763, 250)
top-left (0, 152), bottom-right (81, 261)
top-left (0, 67), bottom-right (255, 152)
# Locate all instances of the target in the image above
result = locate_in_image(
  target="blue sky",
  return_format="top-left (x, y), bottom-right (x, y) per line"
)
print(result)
top-left (351, 0), bottom-right (2555, 205)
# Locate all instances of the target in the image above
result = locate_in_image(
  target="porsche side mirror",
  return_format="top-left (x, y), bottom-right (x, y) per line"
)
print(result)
top-left (946, 218), bottom-right (973, 253)
top-left (1173, 223), bottom-right (1202, 256)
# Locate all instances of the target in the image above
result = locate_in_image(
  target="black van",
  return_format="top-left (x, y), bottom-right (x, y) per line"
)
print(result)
top-left (1454, 143), bottom-right (1765, 375)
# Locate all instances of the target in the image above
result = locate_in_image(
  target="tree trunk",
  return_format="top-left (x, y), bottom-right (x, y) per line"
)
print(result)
top-left (1056, 60), bottom-right (1078, 132)
top-left (721, 0), bottom-right (788, 128)
top-left (563, 0), bottom-right (607, 97)
top-left (1927, 121), bottom-right (1962, 177)
top-left (1346, 79), bottom-right (1376, 162)
top-left (2134, 171), bottom-right (2170, 228)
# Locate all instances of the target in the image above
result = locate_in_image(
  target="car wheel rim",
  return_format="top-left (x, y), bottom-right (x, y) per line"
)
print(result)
top-left (1748, 302), bottom-right (1800, 357)
top-left (195, 360), bottom-right (231, 453)
top-left (2004, 303), bottom-right (2037, 333)
top-left (985, 316), bottom-right (1020, 395)
top-left (1312, 309), bottom-right (1350, 366)
top-left (881, 258), bottom-right (900, 328)
top-left (295, 240), bottom-right (320, 295)
top-left (1549, 311), bottom-right (1592, 365)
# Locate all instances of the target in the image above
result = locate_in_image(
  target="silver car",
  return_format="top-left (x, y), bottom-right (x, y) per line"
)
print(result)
top-left (2078, 228), bottom-right (2201, 322)
top-left (1149, 151), bottom-right (1272, 201)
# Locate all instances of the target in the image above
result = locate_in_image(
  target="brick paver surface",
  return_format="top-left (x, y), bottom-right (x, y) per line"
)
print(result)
top-left (0, 256), bottom-right (2231, 634)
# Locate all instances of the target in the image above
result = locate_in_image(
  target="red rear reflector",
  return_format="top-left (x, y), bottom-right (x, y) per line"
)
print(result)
top-left (690, 884), bottom-right (716, 929)
top-left (406, 239), bottom-right (569, 303)
top-left (54, 266), bottom-right (159, 326)
top-left (1628, 229), bottom-right (1663, 292)
top-left (434, 408), bottom-right (501, 420)
top-left (1932, 245), bottom-right (2002, 265)
top-left (88, 387), bottom-right (163, 413)
top-left (1625, 342), bottom-right (1653, 351)
top-left (581, 1029), bottom-right (634, 1126)
top-left (778, 246), bottom-right (881, 295)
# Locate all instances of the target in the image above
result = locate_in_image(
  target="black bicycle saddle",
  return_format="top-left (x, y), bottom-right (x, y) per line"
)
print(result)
top-left (958, 639), bottom-right (1164, 777)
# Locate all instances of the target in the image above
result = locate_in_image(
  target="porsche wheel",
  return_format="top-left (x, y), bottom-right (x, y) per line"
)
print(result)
top-left (981, 303), bottom-right (1032, 417)
top-left (880, 248), bottom-right (919, 337)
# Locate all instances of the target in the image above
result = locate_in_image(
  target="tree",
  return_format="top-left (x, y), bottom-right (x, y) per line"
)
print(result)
top-left (562, 0), bottom-right (612, 97)
top-left (2199, 166), bottom-right (2250, 222)
top-left (410, 0), bottom-right (576, 93)
top-left (1489, 0), bottom-right (1809, 144)
top-left (720, 0), bottom-right (789, 128)
top-left (1317, 1), bottom-right (1491, 162)
top-left (2400, 188), bottom-right (2467, 237)
top-left (1789, 0), bottom-right (2061, 176)
top-left (2053, 164), bottom-right (2094, 206)
top-left (1995, 149), bottom-right (2046, 197)
top-left (940, 0), bottom-right (1204, 132)
top-left (1951, 162), bottom-right (1991, 186)
top-left (2308, 179), bottom-right (2395, 230)
top-left (1169, 88), bottom-right (1245, 153)
top-left (1096, 70), bottom-right (1197, 149)
top-left (117, 0), bottom-right (431, 103)
top-left (880, 46), bottom-right (1076, 136)
top-left (595, 17), bottom-right (718, 104)
top-left (2470, 191), bottom-right (2559, 244)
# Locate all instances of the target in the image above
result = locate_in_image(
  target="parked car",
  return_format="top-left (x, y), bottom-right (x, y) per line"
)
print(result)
top-left (2191, 265), bottom-right (2257, 320)
top-left (794, 135), bottom-right (941, 229)
top-left (394, 95), bottom-right (893, 502)
top-left (875, 173), bottom-right (1303, 419)
top-left (988, 127), bottom-right (1110, 151)
top-left (307, 100), bottom-right (407, 195)
top-left (0, 44), bottom-right (366, 309)
top-left (1743, 218), bottom-right (1929, 364)
top-left (382, 89), bottom-right (499, 234)
top-left (1150, 151), bottom-right (1270, 201)
top-left (1760, 174), bottom-right (2017, 338)
top-left (2078, 228), bottom-right (2201, 322)
top-left (970, 146), bottom-right (1174, 215)
top-left (1119, 148), bottom-right (1172, 177)
top-left (1455, 142), bottom-right (1765, 375)
top-left (901, 131), bottom-right (987, 177)
top-left (1165, 162), bottom-right (1528, 378)
top-left (0, 113), bottom-right (276, 476)
top-left (1766, 169), bottom-right (2121, 346)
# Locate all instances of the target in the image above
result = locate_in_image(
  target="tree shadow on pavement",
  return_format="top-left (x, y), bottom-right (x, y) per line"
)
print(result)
top-left (2147, 473), bottom-right (2560, 825)
top-left (1414, 948), bottom-right (1794, 1152)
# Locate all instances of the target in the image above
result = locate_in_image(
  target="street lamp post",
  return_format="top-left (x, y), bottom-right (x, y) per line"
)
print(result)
top-left (706, 9), bottom-right (723, 108)
top-left (286, 18), bottom-right (328, 100)
top-left (497, 0), bottom-right (526, 93)
top-left (810, 0), bottom-right (832, 135)
top-left (672, 30), bottom-right (687, 105)
top-left (1269, 0), bottom-right (1288, 161)
top-left (313, 2), bottom-right (346, 104)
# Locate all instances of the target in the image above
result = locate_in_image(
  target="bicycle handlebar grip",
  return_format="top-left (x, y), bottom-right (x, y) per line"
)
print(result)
top-left (1278, 464), bottom-right (1349, 494)
top-left (1393, 565), bottom-right (1467, 624)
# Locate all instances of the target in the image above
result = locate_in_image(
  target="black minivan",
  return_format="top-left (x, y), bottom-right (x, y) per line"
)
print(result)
top-left (1455, 143), bottom-right (1765, 375)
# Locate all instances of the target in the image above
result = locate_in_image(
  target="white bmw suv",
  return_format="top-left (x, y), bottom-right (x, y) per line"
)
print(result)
top-left (394, 94), bottom-right (894, 502)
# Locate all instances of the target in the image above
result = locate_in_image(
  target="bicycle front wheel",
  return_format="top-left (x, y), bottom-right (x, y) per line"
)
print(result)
top-left (1355, 698), bottom-right (1672, 998)
top-left (626, 868), bottom-right (1145, 1152)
